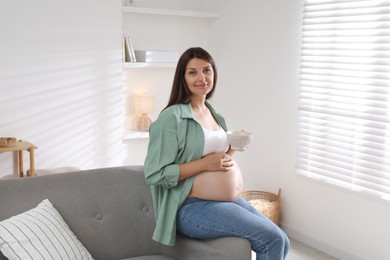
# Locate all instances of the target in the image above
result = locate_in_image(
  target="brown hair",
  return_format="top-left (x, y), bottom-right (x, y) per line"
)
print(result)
top-left (165, 47), bottom-right (218, 108)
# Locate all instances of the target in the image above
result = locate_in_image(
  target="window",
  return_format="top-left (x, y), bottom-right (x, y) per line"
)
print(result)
top-left (297, 0), bottom-right (390, 201)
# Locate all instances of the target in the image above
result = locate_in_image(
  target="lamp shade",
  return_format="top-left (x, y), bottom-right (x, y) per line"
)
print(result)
top-left (135, 93), bottom-right (154, 113)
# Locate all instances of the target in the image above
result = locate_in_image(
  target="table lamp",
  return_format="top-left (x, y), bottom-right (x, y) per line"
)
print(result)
top-left (135, 93), bottom-right (154, 131)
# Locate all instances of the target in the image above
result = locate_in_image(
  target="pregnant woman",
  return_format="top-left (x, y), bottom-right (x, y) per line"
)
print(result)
top-left (144, 47), bottom-right (289, 260)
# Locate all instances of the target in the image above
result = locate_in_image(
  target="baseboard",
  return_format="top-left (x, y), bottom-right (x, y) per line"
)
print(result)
top-left (281, 224), bottom-right (364, 260)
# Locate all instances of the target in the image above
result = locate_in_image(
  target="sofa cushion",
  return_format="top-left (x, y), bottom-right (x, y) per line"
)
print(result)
top-left (0, 166), bottom-right (162, 260)
top-left (0, 199), bottom-right (93, 260)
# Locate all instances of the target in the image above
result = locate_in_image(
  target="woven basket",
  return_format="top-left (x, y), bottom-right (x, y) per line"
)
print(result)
top-left (0, 137), bottom-right (17, 147)
top-left (241, 189), bottom-right (281, 226)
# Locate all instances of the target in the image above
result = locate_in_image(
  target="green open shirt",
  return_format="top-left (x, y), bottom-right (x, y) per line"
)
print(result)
top-left (144, 101), bottom-right (228, 246)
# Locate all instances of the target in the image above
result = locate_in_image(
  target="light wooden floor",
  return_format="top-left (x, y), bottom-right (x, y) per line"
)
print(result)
top-left (252, 238), bottom-right (338, 260)
top-left (287, 239), bottom-right (338, 260)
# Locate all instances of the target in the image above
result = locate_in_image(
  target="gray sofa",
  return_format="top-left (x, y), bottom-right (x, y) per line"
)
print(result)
top-left (0, 166), bottom-right (251, 260)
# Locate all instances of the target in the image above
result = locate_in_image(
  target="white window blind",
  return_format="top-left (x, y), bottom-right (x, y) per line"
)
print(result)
top-left (297, 0), bottom-right (390, 201)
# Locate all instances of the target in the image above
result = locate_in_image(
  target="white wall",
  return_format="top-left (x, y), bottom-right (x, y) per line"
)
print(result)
top-left (0, 0), bottom-right (125, 176)
top-left (208, 1), bottom-right (390, 259)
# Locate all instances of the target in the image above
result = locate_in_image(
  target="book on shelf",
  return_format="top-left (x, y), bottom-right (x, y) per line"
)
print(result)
top-left (124, 36), bottom-right (137, 62)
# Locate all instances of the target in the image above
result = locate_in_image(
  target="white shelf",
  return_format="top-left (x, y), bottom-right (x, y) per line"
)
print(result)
top-left (122, 130), bottom-right (149, 143)
top-left (123, 62), bottom-right (176, 69)
top-left (122, 6), bottom-right (219, 18)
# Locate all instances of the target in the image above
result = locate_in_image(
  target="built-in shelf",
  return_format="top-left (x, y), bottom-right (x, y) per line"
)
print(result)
top-left (123, 62), bottom-right (176, 69)
top-left (122, 6), bottom-right (218, 68)
top-left (122, 6), bottom-right (218, 135)
top-left (122, 130), bottom-right (149, 143)
top-left (122, 6), bottom-right (219, 18)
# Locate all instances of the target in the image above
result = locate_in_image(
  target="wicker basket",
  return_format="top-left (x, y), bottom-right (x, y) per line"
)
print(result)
top-left (241, 189), bottom-right (281, 226)
top-left (0, 137), bottom-right (17, 147)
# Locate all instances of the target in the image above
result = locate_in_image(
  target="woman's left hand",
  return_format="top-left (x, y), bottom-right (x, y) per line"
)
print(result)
top-left (202, 152), bottom-right (235, 172)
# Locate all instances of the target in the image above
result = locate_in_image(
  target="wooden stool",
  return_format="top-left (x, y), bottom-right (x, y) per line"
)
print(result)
top-left (0, 140), bottom-right (38, 177)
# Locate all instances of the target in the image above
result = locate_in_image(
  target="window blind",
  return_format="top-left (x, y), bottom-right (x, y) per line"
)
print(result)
top-left (297, 0), bottom-right (390, 201)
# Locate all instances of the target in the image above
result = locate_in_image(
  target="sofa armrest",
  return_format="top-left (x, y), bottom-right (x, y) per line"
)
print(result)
top-left (161, 233), bottom-right (252, 260)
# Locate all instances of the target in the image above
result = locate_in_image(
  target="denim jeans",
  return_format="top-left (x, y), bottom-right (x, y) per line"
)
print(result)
top-left (177, 197), bottom-right (290, 260)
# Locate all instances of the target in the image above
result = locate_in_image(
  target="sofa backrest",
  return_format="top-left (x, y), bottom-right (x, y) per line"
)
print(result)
top-left (0, 166), bottom-right (162, 260)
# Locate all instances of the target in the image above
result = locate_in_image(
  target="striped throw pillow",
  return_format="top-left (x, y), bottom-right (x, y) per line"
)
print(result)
top-left (0, 199), bottom-right (94, 260)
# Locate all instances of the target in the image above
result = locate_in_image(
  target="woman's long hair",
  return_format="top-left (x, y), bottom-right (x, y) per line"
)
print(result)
top-left (165, 47), bottom-right (218, 109)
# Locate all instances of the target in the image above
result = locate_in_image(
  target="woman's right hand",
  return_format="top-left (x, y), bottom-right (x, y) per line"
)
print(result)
top-left (201, 152), bottom-right (235, 172)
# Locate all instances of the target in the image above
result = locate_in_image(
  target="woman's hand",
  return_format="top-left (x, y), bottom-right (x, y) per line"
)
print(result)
top-left (179, 153), bottom-right (234, 181)
top-left (202, 152), bottom-right (235, 172)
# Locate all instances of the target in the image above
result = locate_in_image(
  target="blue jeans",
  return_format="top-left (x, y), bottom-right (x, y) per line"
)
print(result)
top-left (177, 197), bottom-right (290, 260)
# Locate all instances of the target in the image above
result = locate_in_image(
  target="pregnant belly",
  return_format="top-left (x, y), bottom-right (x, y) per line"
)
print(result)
top-left (188, 163), bottom-right (243, 202)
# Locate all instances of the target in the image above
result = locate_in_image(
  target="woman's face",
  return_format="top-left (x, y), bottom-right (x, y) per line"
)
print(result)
top-left (184, 58), bottom-right (214, 98)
